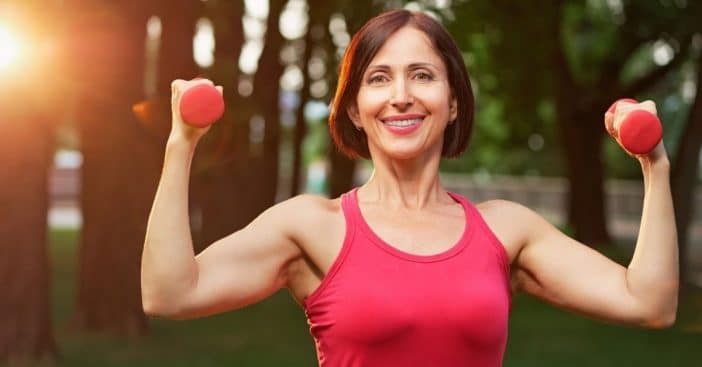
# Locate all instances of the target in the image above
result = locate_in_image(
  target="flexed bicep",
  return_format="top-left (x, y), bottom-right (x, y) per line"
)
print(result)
top-left (505, 202), bottom-right (667, 328)
top-left (153, 198), bottom-right (307, 320)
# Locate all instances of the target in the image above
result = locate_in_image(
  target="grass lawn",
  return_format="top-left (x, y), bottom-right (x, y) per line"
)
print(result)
top-left (49, 229), bottom-right (701, 366)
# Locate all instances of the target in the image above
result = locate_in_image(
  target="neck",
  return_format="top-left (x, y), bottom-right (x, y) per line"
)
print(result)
top-left (359, 144), bottom-right (449, 209)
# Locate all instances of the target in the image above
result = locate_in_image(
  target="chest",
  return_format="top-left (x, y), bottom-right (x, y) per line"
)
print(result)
top-left (360, 204), bottom-right (466, 255)
top-left (289, 206), bottom-right (465, 300)
top-left (306, 250), bottom-right (511, 351)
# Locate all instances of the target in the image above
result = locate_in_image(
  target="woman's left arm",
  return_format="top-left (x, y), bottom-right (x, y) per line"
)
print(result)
top-left (509, 108), bottom-right (678, 329)
top-left (625, 146), bottom-right (679, 326)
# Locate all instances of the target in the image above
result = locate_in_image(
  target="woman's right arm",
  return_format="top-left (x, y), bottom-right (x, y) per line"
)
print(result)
top-left (140, 79), bottom-right (302, 320)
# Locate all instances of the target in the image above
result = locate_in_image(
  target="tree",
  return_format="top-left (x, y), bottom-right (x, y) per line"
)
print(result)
top-left (249, 0), bottom-right (287, 208)
top-left (0, 1), bottom-right (60, 362)
top-left (192, 0), bottom-right (248, 249)
top-left (0, 105), bottom-right (57, 364)
top-left (451, 0), bottom-right (699, 245)
top-left (672, 53), bottom-right (702, 283)
top-left (291, 1), bottom-right (332, 195)
top-left (69, 0), bottom-right (156, 335)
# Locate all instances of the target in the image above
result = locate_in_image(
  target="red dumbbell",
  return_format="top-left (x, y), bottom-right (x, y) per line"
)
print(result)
top-left (606, 98), bottom-right (662, 155)
top-left (179, 81), bottom-right (225, 128)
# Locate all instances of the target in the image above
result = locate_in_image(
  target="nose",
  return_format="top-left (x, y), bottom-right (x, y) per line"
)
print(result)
top-left (390, 78), bottom-right (413, 109)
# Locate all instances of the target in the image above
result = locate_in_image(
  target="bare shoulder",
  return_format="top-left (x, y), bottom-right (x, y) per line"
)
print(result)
top-left (475, 198), bottom-right (534, 218)
top-left (273, 193), bottom-right (341, 223)
top-left (473, 199), bottom-right (545, 262)
top-left (273, 194), bottom-right (347, 302)
top-left (268, 193), bottom-right (344, 246)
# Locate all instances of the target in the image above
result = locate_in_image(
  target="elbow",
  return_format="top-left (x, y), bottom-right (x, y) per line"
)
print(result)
top-left (142, 294), bottom-right (183, 320)
top-left (641, 300), bottom-right (678, 329)
top-left (142, 297), bottom-right (168, 318)
top-left (141, 275), bottom-right (195, 319)
top-left (638, 282), bottom-right (679, 329)
top-left (642, 311), bottom-right (676, 329)
top-left (141, 284), bottom-right (166, 317)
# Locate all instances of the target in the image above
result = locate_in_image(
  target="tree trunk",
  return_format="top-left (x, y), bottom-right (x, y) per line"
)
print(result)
top-left (558, 108), bottom-right (611, 244)
top-left (250, 0), bottom-right (286, 208)
top-left (291, 25), bottom-right (314, 196)
top-left (291, 3), bottom-right (335, 196)
top-left (70, 3), bottom-right (155, 336)
top-left (671, 54), bottom-right (702, 284)
top-left (550, 3), bottom-right (611, 245)
top-left (0, 1), bottom-right (62, 362)
top-left (150, 0), bottom-right (216, 252)
top-left (194, 0), bottom-right (254, 248)
top-left (156, 1), bottom-right (200, 95)
top-left (0, 108), bottom-right (57, 364)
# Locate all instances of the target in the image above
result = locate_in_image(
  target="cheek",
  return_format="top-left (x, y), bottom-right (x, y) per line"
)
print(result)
top-left (356, 89), bottom-right (387, 117)
top-left (411, 84), bottom-right (451, 109)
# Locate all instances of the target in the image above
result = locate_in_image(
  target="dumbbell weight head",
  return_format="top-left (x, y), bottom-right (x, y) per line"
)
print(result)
top-left (179, 83), bottom-right (225, 128)
top-left (606, 98), bottom-right (662, 155)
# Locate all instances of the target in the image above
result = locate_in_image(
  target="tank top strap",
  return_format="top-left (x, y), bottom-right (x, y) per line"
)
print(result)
top-left (446, 191), bottom-right (477, 225)
top-left (301, 189), bottom-right (359, 307)
top-left (340, 188), bottom-right (358, 233)
top-left (448, 191), bottom-right (512, 284)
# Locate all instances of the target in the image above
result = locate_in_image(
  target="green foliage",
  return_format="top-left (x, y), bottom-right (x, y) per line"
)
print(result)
top-left (302, 115), bottom-right (330, 166)
top-left (444, 1), bottom-right (562, 176)
top-left (561, 1), bottom-right (619, 86)
top-left (445, 0), bottom-right (700, 178)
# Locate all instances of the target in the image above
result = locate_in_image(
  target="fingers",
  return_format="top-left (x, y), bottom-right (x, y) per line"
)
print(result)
top-left (171, 78), bottom-right (216, 94)
top-left (171, 79), bottom-right (187, 88)
top-left (610, 100), bottom-right (658, 132)
top-left (605, 99), bottom-right (662, 157)
top-left (191, 78), bottom-right (215, 88)
top-left (171, 79), bottom-right (186, 93)
top-left (171, 78), bottom-right (221, 109)
top-left (604, 111), bottom-right (616, 138)
top-left (638, 100), bottom-right (658, 115)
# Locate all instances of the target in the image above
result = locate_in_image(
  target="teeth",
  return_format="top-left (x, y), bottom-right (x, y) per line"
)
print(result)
top-left (384, 118), bottom-right (422, 127)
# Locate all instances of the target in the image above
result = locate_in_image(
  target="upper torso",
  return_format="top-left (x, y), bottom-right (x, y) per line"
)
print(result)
top-left (285, 188), bottom-right (518, 366)
top-left (286, 190), bottom-right (523, 305)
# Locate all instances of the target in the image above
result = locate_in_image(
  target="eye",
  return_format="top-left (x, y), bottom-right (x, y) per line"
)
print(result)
top-left (414, 71), bottom-right (434, 81)
top-left (367, 73), bottom-right (389, 84)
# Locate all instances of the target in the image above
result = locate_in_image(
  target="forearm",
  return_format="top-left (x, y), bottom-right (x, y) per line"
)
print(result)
top-left (141, 137), bottom-right (200, 315)
top-left (626, 157), bottom-right (679, 323)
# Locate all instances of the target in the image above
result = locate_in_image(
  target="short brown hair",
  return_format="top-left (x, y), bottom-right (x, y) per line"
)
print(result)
top-left (328, 9), bottom-right (474, 159)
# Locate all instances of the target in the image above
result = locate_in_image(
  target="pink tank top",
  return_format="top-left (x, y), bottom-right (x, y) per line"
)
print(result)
top-left (303, 188), bottom-right (511, 366)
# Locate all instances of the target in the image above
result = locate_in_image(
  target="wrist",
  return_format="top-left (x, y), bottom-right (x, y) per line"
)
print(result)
top-left (640, 155), bottom-right (670, 174)
top-left (167, 133), bottom-right (200, 149)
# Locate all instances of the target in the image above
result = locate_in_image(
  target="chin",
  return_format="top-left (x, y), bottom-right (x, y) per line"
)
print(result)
top-left (378, 145), bottom-right (427, 161)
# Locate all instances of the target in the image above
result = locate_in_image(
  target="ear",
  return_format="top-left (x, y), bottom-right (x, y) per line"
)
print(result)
top-left (449, 95), bottom-right (458, 123)
top-left (347, 104), bottom-right (361, 129)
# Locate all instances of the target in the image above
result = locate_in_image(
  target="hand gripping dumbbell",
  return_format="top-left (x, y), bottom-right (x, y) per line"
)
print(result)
top-left (606, 98), bottom-right (662, 155)
top-left (178, 81), bottom-right (225, 128)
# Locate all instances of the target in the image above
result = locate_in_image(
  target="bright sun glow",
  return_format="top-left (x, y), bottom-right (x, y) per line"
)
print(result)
top-left (0, 26), bottom-right (21, 69)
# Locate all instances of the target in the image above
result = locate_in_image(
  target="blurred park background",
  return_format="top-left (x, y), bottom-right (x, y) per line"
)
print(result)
top-left (1, 0), bottom-right (702, 365)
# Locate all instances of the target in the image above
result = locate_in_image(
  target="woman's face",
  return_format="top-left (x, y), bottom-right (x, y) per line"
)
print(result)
top-left (350, 26), bottom-right (457, 161)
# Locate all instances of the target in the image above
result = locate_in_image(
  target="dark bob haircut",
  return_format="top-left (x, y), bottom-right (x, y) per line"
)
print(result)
top-left (328, 9), bottom-right (475, 160)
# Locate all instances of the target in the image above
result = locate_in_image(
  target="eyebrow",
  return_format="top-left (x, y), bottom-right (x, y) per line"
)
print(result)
top-left (366, 62), bottom-right (440, 72)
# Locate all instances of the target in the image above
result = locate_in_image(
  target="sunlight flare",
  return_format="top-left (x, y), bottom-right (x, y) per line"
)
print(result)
top-left (0, 26), bottom-right (21, 70)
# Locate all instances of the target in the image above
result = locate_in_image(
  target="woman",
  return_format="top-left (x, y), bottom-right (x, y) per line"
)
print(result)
top-left (141, 9), bottom-right (678, 366)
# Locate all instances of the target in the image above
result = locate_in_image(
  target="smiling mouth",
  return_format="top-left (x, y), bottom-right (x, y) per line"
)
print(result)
top-left (382, 117), bottom-right (424, 127)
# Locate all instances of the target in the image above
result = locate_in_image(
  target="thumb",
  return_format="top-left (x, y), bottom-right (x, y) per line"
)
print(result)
top-left (604, 111), bottom-right (616, 137)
